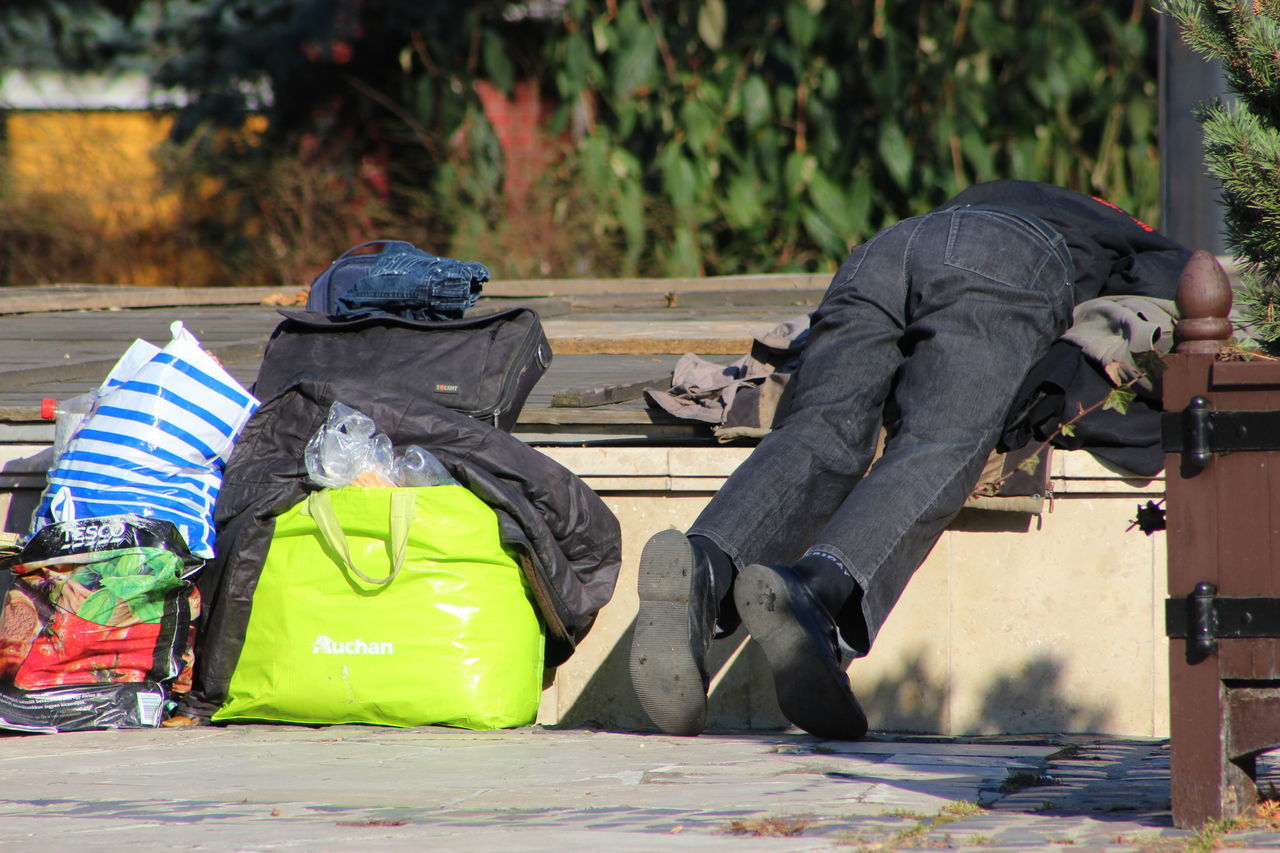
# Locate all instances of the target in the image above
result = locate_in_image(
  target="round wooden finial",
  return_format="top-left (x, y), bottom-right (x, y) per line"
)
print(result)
top-left (1174, 249), bottom-right (1233, 355)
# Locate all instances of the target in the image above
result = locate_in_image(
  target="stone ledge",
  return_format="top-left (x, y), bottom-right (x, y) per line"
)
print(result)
top-left (0, 443), bottom-right (1164, 500)
top-left (540, 446), bottom-right (1165, 497)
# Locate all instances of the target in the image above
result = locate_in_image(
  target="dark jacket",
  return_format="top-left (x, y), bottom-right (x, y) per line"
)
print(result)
top-left (180, 375), bottom-right (622, 718)
top-left (947, 181), bottom-right (1193, 476)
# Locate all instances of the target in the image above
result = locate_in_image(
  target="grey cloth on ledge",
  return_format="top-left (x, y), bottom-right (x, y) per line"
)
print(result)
top-left (644, 317), bottom-right (809, 441)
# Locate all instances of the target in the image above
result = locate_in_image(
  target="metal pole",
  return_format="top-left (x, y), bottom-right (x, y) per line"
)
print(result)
top-left (1159, 15), bottom-right (1229, 255)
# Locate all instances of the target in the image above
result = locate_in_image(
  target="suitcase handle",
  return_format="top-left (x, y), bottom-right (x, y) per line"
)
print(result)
top-left (305, 489), bottom-right (414, 586)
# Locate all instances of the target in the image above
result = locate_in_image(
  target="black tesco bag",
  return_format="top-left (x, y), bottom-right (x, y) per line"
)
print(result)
top-left (0, 516), bottom-right (202, 733)
top-left (254, 308), bottom-right (551, 431)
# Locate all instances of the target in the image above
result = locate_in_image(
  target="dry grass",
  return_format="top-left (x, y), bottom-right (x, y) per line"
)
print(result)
top-left (724, 814), bottom-right (814, 837)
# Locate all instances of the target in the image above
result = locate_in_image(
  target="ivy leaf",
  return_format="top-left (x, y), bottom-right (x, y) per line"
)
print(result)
top-left (1102, 385), bottom-right (1137, 415)
top-left (1017, 455), bottom-right (1042, 476)
top-left (481, 29), bottom-right (514, 95)
top-left (741, 75), bottom-right (771, 131)
top-left (1129, 500), bottom-right (1167, 535)
top-left (1133, 350), bottom-right (1169, 382)
top-left (697, 0), bottom-right (727, 51)
top-left (1059, 422), bottom-right (1077, 437)
top-left (877, 121), bottom-right (913, 190)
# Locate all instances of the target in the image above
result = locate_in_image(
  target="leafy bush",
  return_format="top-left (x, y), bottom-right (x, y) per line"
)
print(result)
top-left (1156, 1), bottom-right (1280, 350)
top-left (1, 0), bottom-right (1163, 284)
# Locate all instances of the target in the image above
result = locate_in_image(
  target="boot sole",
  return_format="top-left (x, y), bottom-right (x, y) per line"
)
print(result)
top-left (629, 530), bottom-right (707, 736)
top-left (735, 563), bottom-right (868, 740)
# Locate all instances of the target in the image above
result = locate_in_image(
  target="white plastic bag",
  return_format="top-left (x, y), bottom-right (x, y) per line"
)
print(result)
top-left (44, 338), bottom-right (164, 468)
top-left (32, 322), bottom-right (259, 557)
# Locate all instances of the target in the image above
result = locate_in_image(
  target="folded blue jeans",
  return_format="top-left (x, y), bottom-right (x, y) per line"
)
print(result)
top-left (336, 247), bottom-right (487, 321)
top-left (690, 205), bottom-right (1073, 653)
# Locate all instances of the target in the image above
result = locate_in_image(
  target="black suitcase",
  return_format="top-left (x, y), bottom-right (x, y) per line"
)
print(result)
top-left (253, 308), bottom-right (551, 431)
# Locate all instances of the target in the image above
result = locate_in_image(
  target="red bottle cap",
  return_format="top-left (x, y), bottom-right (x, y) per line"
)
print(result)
top-left (40, 398), bottom-right (56, 420)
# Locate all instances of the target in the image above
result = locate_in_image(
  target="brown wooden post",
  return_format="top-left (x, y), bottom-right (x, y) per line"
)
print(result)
top-left (1172, 251), bottom-right (1233, 355)
top-left (1165, 250), bottom-right (1280, 827)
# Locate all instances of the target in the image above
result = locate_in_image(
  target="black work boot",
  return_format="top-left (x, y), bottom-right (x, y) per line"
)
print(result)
top-left (734, 563), bottom-right (868, 740)
top-left (629, 529), bottom-right (718, 735)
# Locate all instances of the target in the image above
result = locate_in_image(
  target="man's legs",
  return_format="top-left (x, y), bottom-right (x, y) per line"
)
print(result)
top-left (630, 218), bottom-right (920, 735)
top-left (690, 219), bottom-right (924, 570)
top-left (734, 207), bottom-right (1072, 737)
top-left (631, 205), bottom-right (1073, 737)
top-left (800, 207), bottom-right (1072, 649)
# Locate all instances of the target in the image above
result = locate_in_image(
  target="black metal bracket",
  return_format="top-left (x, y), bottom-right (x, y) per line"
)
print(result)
top-left (1166, 583), bottom-right (1280, 657)
top-left (1161, 396), bottom-right (1280, 473)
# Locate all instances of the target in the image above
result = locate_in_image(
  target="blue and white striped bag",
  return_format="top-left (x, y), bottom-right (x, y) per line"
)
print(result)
top-left (32, 322), bottom-right (259, 557)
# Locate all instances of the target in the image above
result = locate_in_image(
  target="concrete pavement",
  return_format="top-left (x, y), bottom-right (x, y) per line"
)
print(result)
top-left (2, 724), bottom-right (1280, 851)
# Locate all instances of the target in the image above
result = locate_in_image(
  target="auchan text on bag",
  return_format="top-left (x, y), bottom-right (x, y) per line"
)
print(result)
top-left (310, 635), bottom-right (395, 656)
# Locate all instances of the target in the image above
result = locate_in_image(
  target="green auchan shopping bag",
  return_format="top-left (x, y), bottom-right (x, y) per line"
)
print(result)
top-left (213, 485), bottom-right (544, 729)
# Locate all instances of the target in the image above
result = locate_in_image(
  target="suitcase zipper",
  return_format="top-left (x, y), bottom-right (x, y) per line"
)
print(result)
top-left (478, 313), bottom-right (547, 427)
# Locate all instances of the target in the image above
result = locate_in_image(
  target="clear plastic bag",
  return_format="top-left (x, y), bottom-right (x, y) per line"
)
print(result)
top-left (304, 403), bottom-right (395, 488)
top-left (305, 402), bottom-right (457, 488)
top-left (45, 391), bottom-right (98, 467)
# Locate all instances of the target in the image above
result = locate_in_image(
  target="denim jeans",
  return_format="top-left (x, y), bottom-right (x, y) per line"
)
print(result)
top-left (689, 205), bottom-right (1074, 653)
top-left (335, 247), bottom-right (487, 321)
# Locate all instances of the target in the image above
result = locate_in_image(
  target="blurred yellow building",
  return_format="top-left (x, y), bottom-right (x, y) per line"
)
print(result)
top-left (8, 109), bottom-right (179, 236)
top-left (0, 71), bottom-right (220, 286)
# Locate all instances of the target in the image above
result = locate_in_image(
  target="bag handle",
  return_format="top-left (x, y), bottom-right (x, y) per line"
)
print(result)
top-left (305, 489), bottom-right (415, 586)
top-left (333, 240), bottom-right (416, 262)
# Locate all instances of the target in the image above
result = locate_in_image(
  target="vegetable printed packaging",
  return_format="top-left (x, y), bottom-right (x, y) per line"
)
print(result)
top-left (0, 516), bottom-right (202, 732)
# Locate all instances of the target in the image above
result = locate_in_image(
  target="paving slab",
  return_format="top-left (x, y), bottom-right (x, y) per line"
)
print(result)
top-left (2, 726), bottom-right (1280, 851)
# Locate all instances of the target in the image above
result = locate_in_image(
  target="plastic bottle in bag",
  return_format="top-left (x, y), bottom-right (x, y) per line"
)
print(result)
top-left (305, 402), bottom-right (396, 488)
top-left (40, 392), bottom-right (98, 466)
top-left (395, 446), bottom-right (459, 487)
